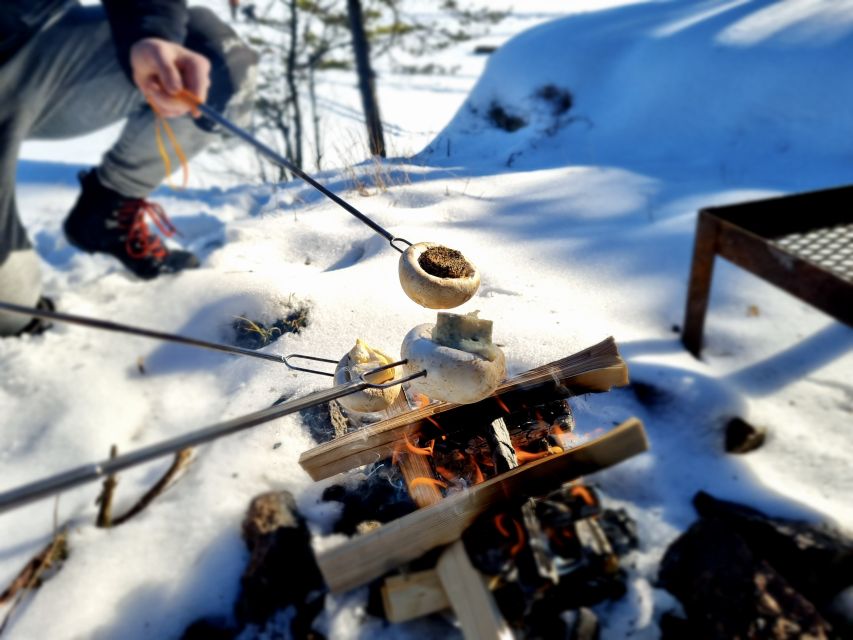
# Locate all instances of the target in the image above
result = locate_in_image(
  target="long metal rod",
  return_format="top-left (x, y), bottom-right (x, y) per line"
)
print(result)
top-left (197, 103), bottom-right (410, 252)
top-left (0, 300), bottom-right (292, 365)
top-left (0, 364), bottom-right (426, 514)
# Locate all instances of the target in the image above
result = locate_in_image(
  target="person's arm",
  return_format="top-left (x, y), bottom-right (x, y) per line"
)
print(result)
top-left (102, 0), bottom-right (209, 117)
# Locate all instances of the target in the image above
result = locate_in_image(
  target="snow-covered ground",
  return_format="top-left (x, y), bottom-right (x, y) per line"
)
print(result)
top-left (3, 0), bottom-right (853, 638)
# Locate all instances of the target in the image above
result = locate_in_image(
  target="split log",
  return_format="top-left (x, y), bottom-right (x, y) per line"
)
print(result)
top-left (399, 451), bottom-right (443, 508)
top-left (317, 417), bottom-right (647, 593)
top-left (437, 540), bottom-right (514, 640)
top-left (382, 570), bottom-right (450, 623)
top-left (301, 337), bottom-right (629, 480)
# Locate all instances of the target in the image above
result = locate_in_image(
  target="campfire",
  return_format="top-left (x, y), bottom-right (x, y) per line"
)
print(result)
top-left (292, 337), bottom-right (649, 637)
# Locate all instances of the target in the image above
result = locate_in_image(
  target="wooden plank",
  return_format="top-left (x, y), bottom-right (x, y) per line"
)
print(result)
top-left (317, 417), bottom-right (648, 593)
top-left (300, 337), bottom-right (629, 481)
top-left (437, 541), bottom-right (513, 640)
top-left (382, 570), bottom-right (450, 623)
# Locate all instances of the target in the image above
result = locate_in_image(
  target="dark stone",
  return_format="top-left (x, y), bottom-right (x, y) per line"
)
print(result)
top-left (180, 617), bottom-right (237, 640)
top-left (299, 400), bottom-right (348, 445)
top-left (566, 608), bottom-right (599, 640)
top-left (693, 491), bottom-right (853, 606)
top-left (322, 465), bottom-right (417, 536)
top-left (658, 612), bottom-right (693, 640)
top-left (659, 518), bottom-right (832, 639)
top-left (597, 508), bottom-right (639, 557)
top-left (725, 417), bottom-right (767, 454)
top-left (236, 491), bottom-right (325, 629)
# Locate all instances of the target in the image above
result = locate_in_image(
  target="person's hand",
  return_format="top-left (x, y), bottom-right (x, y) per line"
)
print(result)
top-left (130, 38), bottom-right (211, 118)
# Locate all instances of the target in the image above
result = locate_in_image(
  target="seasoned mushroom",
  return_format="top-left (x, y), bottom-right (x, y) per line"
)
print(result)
top-left (334, 339), bottom-right (401, 413)
top-left (401, 311), bottom-right (506, 404)
top-left (399, 242), bottom-right (480, 309)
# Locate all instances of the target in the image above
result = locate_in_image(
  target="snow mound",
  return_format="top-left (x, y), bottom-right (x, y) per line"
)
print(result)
top-left (423, 0), bottom-right (853, 182)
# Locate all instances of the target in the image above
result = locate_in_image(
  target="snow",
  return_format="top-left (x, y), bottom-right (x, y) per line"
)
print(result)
top-left (3, 0), bottom-right (853, 638)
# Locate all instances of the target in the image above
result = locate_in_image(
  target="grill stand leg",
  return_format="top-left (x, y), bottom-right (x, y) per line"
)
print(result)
top-left (683, 210), bottom-right (720, 357)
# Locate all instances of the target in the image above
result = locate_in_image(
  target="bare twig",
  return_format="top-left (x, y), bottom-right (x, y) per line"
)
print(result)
top-left (95, 445), bottom-right (119, 528)
top-left (111, 449), bottom-right (193, 526)
top-left (0, 499), bottom-right (68, 635)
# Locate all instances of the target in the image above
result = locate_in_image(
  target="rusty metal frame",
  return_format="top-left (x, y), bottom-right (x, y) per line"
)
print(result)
top-left (682, 186), bottom-right (853, 357)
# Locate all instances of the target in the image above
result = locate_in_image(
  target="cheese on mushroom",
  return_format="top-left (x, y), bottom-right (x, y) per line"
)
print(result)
top-left (431, 311), bottom-right (501, 361)
top-left (398, 242), bottom-right (481, 309)
top-left (401, 313), bottom-right (506, 404)
top-left (334, 339), bottom-right (401, 413)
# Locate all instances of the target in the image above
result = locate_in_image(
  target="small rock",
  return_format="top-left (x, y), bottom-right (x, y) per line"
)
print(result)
top-left (180, 617), bottom-right (236, 640)
top-left (725, 417), bottom-right (767, 454)
top-left (237, 491), bottom-right (325, 627)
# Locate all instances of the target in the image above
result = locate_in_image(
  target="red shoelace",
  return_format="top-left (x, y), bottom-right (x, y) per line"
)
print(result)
top-left (118, 200), bottom-right (178, 260)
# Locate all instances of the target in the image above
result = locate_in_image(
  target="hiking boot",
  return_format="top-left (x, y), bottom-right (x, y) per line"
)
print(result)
top-left (13, 296), bottom-right (54, 337)
top-left (63, 171), bottom-right (200, 280)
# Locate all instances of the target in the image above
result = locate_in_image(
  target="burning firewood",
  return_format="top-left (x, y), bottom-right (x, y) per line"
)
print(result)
top-left (316, 417), bottom-right (647, 593)
top-left (300, 337), bottom-right (629, 481)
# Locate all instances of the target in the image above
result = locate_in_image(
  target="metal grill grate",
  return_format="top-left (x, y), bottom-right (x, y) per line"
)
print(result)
top-left (773, 223), bottom-right (853, 283)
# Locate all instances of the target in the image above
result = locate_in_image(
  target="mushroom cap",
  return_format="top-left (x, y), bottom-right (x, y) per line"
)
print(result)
top-left (398, 242), bottom-right (480, 309)
top-left (334, 351), bottom-right (401, 414)
top-left (401, 323), bottom-right (506, 404)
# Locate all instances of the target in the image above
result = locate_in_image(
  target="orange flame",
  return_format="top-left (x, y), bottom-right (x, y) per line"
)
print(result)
top-left (409, 477), bottom-right (447, 490)
top-left (494, 513), bottom-right (512, 538)
top-left (494, 514), bottom-right (526, 557)
top-left (570, 485), bottom-right (597, 507)
top-left (404, 433), bottom-right (434, 457)
top-left (510, 520), bottom-right (526, 557)
top-left (516, 449), bottom-right (553, 463)
top-left (470, 457), bottom-right (485, 485)
top-left (410, 393), bottom-right (431, 408)
top-left (495, 395), bottom-right (511, 414)
top-left (435, 465), bottom-right (457, 482)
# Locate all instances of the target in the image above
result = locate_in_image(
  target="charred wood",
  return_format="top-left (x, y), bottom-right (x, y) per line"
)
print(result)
top-left (486, 417), bottom-right (518, 474)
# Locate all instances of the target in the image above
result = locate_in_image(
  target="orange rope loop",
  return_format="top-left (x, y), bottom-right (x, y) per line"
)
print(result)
top-left (145, 89), bottom-right (203, 190)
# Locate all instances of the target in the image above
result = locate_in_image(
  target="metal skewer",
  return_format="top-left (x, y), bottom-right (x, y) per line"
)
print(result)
top-left (196, 102), bottom-right (412, 254)
top-left (0, 300), bottom-right (340, 375)
top-left (0, 361), bottom-right (426, 514)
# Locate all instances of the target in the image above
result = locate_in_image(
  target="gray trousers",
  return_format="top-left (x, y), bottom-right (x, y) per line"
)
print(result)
top-left (0, 3), bottom-right (256, 334)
